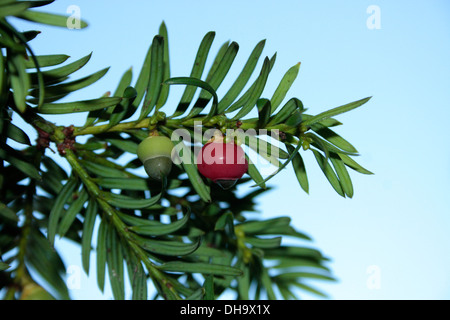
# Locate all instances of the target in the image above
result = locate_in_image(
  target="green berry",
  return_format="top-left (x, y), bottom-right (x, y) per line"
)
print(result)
top-left (137, 135), bottom-right (174, 180)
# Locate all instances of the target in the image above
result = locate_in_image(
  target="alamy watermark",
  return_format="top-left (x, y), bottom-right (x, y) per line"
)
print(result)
top-left (366, 5), bottom-right (381, 30)
top-left (66, 265), bottom-right (81, 290)
top-left (366, 265), bottom-right (381, 290)
top-left (66, 5), bottom-right (82, 29)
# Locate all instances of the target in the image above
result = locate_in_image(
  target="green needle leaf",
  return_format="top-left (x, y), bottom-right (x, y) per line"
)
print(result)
top-left (214, 211), bottom-right (234, 233)
top-left (245, 236), bottom-right (282, 249)
top-left (130, 43), bottom-right (152, 115)
top-left (128, 209), bottom-right (190, 236)
top-left (250, 141), bottom-right (302, 188)
top-left (42, 156), bottom-right (68, 180)
top-left (0, 261), bottom-right (10, 271)
top-left (312, 149), bottom-right (345, 197)
top-left (231, 57), bottom-right (271, 120)
top-left (96, 217), bottom-right (108, 292)
top-left (265, 246), bottom-right (327, 261)
top-left (95, 177), bottom-right (150, 191)
top-left (291, 282), bottom-right (329, 298)
top-left (275, 271), bottom-right (336, 282)
top-left (81, 199), bottom-right (98, 274)
top-left (37, 97), bottom-right (122, 114)
top-left (112, 67), bottom-right (133, 98)
top-left (107, 86), bottom-right (137, 127)
top-left (171, 130), bottom-right (211, 202)
top-left (25, 229), bottom-right (69, 299)
top-left (0, 1), bottom-right (32, 18)
top-left (303, 96), bottom-right (372, 126)
top-left (185, 288), bottom-right (205, 300)
top-left (182, 159), bottom-right (212, 203)
top-left (159, 261), bottom-right (243, 276)
top-left (284, 109), bottom-right (303, 127)
top-left (47, 176), bottom-right (78, 245)
top-left (306, 132), bottom-right (358, 157)
top-left (29, 67), bottom-right (110, 103)
top-left (203, 275), bottom-right (214, 300)
top-left (155, 21), bottom-right (170, 111)
top-left (24, 54), bottom-right (70, 69)
top-left (257, 259), bottom-right (277, 300)
top-left (310, 123), bottom-right (358, 154)
top-left (303, 115), bottom-right (343, 128)
top-left (105, 138), bottom-right (138, 154)
top-left (30, 52), bottom-right (92, 85)
top-left (116, 212), bottom-right (163, 227)
top-left (272, 256), bottom-right (330, 271)
top-left (171, 31), bottom-right (215, 118)
top-left (0, 49), bottom-right (6, 108)
top-left (17, 10), bottom-right (88, 28)
top-left (245, 155), bottom-right (266, 189)
top-left (0, 147), bottom-right (41, 180)
top-left (0, 19), bottom-right (46, 108)
top-left (106, 224), bottom-right (125, 300)
top-left (0, 202), bottom-right (18, 223)
top-left (58, 187), bottom-right (89, 239)
top-left (244, 135), bottom-right (289, 164)
top-left (267, 98), bottom-right (303, 127)
top-left (185, 41), bottom-right (238, 119)
top-left (238, 265), bottom-right (250, 300)
top-left (270, 62), bottom-right (301, 113)
top-left (164, 76), bottom-right (219, 120)
top-left (330, 153), bottom-right (354, 198)
top-left (5, 121), bottom-right (31, 145)
top-left (139, 35), bottom-right (164, 120)
top-left (217, 39), bottom-right (266, 113)
top-left (7, 50), bottom-right (30, 113)
top-left (257, 98), bottom-right (271, 128)
top-left (130, 259), bottom-right (147, 300)
top-left (134, 236), bottom-right (200, 256)
top-left (80, 160), bottom-right (130, 178)
top-left (104, 191), bottom-right (161, 209)
top-left (338, 152), bottom-right (374, 175)
top-left (237, 217), bottom-right (291, 234)
top-left (188, 245), bottom-right (226, 258)
top-left (306, 132), bottom-right (330, 159)
top-left (286, 144), bottom-right (309, 194)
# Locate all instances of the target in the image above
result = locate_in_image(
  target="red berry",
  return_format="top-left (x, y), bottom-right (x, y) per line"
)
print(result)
top-left (197, 140), bottom-right (248, 189)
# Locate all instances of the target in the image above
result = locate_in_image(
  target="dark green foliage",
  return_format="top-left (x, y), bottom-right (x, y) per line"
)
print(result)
top-left (0, 1), bottom-right (372, 300)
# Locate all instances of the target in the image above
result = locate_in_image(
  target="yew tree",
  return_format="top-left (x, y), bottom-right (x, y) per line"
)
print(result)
top-left (0, 1), bottom-right (372, 300)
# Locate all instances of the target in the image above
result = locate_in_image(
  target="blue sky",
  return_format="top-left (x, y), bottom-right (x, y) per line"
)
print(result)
top-left (9, 0), bottom-right (450, 299)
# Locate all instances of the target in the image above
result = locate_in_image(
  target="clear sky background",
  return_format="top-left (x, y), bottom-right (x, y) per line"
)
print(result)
top-left (9, 0), bottom-right (450, 300)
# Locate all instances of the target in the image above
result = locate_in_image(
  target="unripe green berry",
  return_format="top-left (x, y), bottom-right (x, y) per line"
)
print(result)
top-left (142, 156), bottom-right (173, 181)
top-left (137, 135), bottom-right (174, 180)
